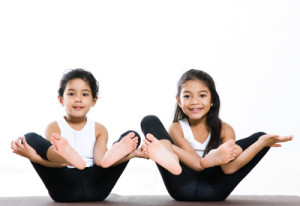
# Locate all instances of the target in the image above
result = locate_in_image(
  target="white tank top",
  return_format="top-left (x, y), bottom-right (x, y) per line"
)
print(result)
top-left (179, 118), bottom-right (211, 157)
top-left (56, 117), bottom-right (96, 168)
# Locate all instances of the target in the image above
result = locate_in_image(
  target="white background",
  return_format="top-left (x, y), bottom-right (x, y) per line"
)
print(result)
top-left (0, 0), bottom-right (299, 197)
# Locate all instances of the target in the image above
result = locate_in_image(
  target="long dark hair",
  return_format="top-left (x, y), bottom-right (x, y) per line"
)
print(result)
top-left (173, 69), bottom-right (222, 156)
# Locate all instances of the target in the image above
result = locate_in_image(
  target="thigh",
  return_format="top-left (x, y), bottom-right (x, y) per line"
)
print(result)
top-left (82, 162), bottom-right (129, 201)
top-left (162, 163), bottom-right (227, 201)
top-left (31, 163), bottom-right (85, 202)
top-left (157, 162), bottom-right (199, 201)
top-left (24, 133), bottom-right (85, 202)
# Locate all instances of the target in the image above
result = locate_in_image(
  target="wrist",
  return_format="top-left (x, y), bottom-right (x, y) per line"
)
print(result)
top-left (31, 154), bottom-right (43, 164)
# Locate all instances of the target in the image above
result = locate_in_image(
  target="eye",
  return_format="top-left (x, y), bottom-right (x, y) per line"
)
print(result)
top-left (68, 92), bottom-right (74, 96)
top-left (200, 94), bottom-right (206, 98)
top-left (183, 95), bottom-right (190, 99)
top-left (82, 93), bottom-right (89, 97)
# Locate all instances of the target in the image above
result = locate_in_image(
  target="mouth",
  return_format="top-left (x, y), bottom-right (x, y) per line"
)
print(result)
top-left (189, 108), bottom-right (202, 112)
top-left (73, 106), bottom-right (84, 110)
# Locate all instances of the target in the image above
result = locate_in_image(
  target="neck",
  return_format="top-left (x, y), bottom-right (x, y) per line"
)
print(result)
top-left (64, 115), bottom-right (87, 124)
top-left (188, 116), bottom-right (207, 127)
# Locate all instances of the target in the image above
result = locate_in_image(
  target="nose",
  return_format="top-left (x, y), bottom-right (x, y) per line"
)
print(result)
top-left (75, 95), bottom-right (82, 102)
top-left (191, 97), bottom-right (200, 104)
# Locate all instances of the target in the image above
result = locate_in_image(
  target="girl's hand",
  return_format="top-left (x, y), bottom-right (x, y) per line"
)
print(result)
top-left (11, 136), bottom-right (41, 163)
top-left (259, 134), bottom-right (293, 147)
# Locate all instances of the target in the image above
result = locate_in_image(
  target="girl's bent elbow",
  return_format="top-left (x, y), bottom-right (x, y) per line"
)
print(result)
top-left (221, 167), bottom-right (237, 175)
top-left (193, 164), bottom-right (205, 172)
top-left (94, 160), bottom-right (104, 168)
top-left (95, 160), bottom-right (110, 168)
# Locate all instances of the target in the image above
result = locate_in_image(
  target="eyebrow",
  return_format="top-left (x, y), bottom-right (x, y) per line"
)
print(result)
top-left (183, 90), bottom-right (208, 93)
top-left (66, 89), bottom-right (91, 92)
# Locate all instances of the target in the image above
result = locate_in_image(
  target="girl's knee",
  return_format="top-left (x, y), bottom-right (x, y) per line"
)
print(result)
top-left (253, 131), bottom-right (267, 139)
top-left (141, 115), bottom-right (160, 127)
top-left (23, 132), bottom-right (52, 159)
top-left (23, 132), bottom-right (41, 146)
top-left (236, 131), bottom-right (267, 151)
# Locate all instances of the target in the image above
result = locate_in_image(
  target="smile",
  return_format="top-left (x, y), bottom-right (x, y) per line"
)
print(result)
top-left (73, 106), bottom-right (84, 110)
top-left (189, 108), bottom-right (202, 112)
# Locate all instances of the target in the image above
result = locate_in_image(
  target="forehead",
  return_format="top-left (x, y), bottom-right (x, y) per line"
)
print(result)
top-left (181, 79), bottom-right (209, 92)
top-left (65, 78), bottom-right (91, 90)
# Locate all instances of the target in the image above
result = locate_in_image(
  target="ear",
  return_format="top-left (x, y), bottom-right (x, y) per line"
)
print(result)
top-left (210, 102), bottom-right (213, 107)
top-left (58, 95), bottom-right (64, 106)
top-left (176, 96), bottom-right (182, 108)
top-left (91, 97), bottom-right (98, 107)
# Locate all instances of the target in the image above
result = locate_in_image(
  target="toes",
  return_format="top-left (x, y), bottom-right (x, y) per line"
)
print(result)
top-left (146, 134), bottom-right (155, 142)
top-left (128, 132), bottom-right (136, 138)
top-left (52, 133), bottom-right (61, 140)
top-left (143, 138), bottom-right (151, 145)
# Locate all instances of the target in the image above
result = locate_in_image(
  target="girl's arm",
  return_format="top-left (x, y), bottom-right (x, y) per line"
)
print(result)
top-left (42, 122), bottom-right (68, 167)
top-left (219, 123), bottom-right (293, 174)
top-left (169, 122), bottom-right (205, 171)
top-left (93, 123), bottom-right (109, 167)
top-left (218, 122), bottom-right (243, 173)
top-left (170, 121), bottom-right (238, 171)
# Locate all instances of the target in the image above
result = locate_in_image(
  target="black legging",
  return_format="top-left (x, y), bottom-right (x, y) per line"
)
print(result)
top-left (23, 130), bottom-right (140, 202)
top-left (141, 115), bottom-right (270, 201)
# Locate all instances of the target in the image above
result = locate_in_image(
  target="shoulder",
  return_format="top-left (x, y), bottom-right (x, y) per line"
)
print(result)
top-left (45, 121), bottom-right (60, 140)
top-left (169, 121), bottom-right (182, 132)
top-left (169, 122), bottom-right (184, 139)
top-left (95, 122), bottom-right (108, 140)
top-left (220, 122), bottom-right (235, 142)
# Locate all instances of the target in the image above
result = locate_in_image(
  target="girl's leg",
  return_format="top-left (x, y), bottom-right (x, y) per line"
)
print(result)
top-left (194, 132), bottom-right (270, 201)
top-left (81, 130), bottom-right (139, 201)
top-left (141, 115), bottom-right (197, 199)
top-left (141, 116), bottom-right (270, 201)
top-left (48, 133), bottom-right (86, 170)
top-left (82, 163), bottom-right (128, 201)
top-left (100, 130), bottom-right (141, 168)
top-left (23, 133), bottom-right (85, 202)
top-left (141, 115), bottom-right (182, 175)
top-left (141, 115), bottom-right (174, 143)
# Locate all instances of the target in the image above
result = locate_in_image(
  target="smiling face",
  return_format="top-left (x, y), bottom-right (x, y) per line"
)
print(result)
top-left (58, 78), bottom-right (97, 120)
top-left (177, 79), bottom-right (213, 122)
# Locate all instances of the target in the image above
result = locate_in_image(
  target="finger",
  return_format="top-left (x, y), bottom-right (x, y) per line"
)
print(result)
top-left (22, 136), bottom-right (28, 146)
top-left (11, 141), bottom-right (17, 150)
top-left (279, 135), bottom-right (293, 142)
top-left (265, 134), bottom-right (279, 139)
top-left (15, 137), bottom-right (24, 148)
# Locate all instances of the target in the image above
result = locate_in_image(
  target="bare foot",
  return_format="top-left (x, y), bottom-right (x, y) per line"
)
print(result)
top-left (101, 132), bottom-right (138, 168)
top-left (200, 139), bottom-right (237, 168)
top-left (51, 133), bottom-right (86, 170)
top-left (259, 134), bottom-right (293, 147)
top-left (132, 147), bottom-right (149, 159)
top-left (144, 134), bottom-right (182, 175)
